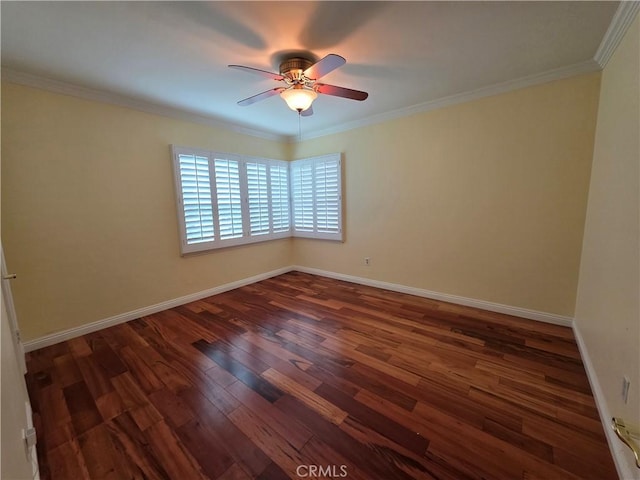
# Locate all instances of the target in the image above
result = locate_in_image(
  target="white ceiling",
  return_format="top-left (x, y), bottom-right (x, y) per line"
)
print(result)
top-left (1, 1), bottom-right (618, 140)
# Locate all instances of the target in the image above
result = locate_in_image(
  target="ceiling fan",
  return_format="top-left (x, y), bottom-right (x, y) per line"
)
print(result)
top-left (229, 54), bottom-right (368, 116)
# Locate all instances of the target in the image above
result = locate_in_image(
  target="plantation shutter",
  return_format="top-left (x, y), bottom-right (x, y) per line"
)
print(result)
top-left (173, 149), bottom-right (216, 253)
top-left (291, 161), bottom-right (314, 232)
top-left (315, 158), bottom-right (340, 234)
top-left (173, 146), bottom-right (338, 253)
top-left (214, 157), bottom-right (243, 240)
top-left (290, 153), bottom-right (342, 241)
top-left (246, 161), bottom-right (270, 236)
top-left (270, 163), bottom-right (290, 233)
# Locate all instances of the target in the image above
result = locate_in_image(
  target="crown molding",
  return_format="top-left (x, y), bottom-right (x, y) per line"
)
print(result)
top-left (594, 1), bottom-right (640, 68)
top-left (298, 59), bottom-right (601, 142)
top-left (1, 68), bottom-right (287, 143)
top-left (2, 4), bottom-right (632, 145)
top-left (1, 55), bottom-right (605, 146)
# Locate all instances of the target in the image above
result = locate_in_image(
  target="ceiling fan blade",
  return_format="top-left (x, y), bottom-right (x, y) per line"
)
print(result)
top-left (301, 106), bottom-right (314, 117)
top-left (229, 64), bottom-right (285, 81)
top-left (237, 88), bottom-right (285, 106)
top-left (315, 83), bottom-right (368, 101)
top-left (303, 54), bottom-right (346, 80)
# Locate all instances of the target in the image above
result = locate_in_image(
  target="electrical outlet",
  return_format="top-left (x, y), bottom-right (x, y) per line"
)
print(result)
top-left (364, 257), bottom-right (371, 266)
top-left (622, 376), bottom-right (630, 404)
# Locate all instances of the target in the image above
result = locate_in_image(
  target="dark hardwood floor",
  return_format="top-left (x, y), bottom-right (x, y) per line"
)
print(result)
top-left (25, 272), bottom-right (617, 479)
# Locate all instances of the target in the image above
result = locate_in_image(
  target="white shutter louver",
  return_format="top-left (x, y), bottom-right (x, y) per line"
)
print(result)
top-left (292, 162), bottom-right (315, 232)
top-left (315, 158), bottom-right (340, 233)
top-left (270, 164), bottom-right (290, 233)
top-left (214, 158), bottom-right (243, 240)
top-left (247, 162), bottom-right (270, 235)
top-left (177, 153), bottom-right (215, 244)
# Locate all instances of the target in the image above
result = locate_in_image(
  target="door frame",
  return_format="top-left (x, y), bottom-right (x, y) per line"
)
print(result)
top-left (1, 244), bottom-right (26, 374)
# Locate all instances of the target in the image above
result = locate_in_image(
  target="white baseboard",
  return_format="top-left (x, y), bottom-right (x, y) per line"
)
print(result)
top-left (292, 266), bottom-right (573, 326)
top-left (572, 322), bottom-right (638, 480)
top-left (22, 266), bottom-right (293, 352)
top-left (23, 264), bottom-right (573, 353)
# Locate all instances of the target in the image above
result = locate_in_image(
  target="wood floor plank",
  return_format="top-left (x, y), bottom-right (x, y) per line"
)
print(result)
top-left (47, 439), bottom-right (91, 480)
top-left (52, 353), bottom-right (83, 388)
top-left (148, 388), bottom-right (195, 429)
top-left (175, 417), bottom-right (235, 478)
top-left (413, 400), bottom-right (593, 480)
top-left (77, 423), bottom-right (135, 480)
top-left (177, 385), bottom-right (272, 477)
top-left (27, 271), bottom-right (617, 480)
top-left (314, 382), bottom-right (429, 456)
top-left (194, 339), bottom-right (284, 403)
top-left (338, 415), bottom-right (442, 480)
top-left (299, 436), bottom-right (372, 480)
top-left (178, 370), bottom-right (241, 415)
top-left (37, 385), bottom-right (73, 451)
top-left (237, 331), bottom-right (318, 385)
top-left (63, 381), bottom-right (103, 437)
top-left (227, 405), bottom-right (307, 477)
top-left (75, 354), bottom-right (115, 399)
top-left (94, 390), bottom-right (127, 422)
top-left (255, 461), bottom-right (291, 480)
top-left (321, 337), bottom-right (423, 386)
top-left (226, 379), bottom-right (314, 451)
top-left (274, 394), bottom-right (422, 480)
top-left (144, 420), bottom-right (208, 480)
top-left (117, 345), bottom-right (165, 394)
top-left (106, 412), bottom-right (171, 480)
top-left (205, 364), bottom-right (238, 388)
top-left (66, 336), bottom-right (94, 358)
top-left (218, 463), bottom-right (252, 480)
top-left (262, 368), bottom-right (348, 425)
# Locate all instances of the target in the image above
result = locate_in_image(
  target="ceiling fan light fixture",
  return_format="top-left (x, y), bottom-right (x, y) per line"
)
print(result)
top-left (280, 86), bottom-right (317, 112)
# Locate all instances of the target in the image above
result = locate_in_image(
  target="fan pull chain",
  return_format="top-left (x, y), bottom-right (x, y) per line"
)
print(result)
top-left (298, 112), bottom-right (302, 141)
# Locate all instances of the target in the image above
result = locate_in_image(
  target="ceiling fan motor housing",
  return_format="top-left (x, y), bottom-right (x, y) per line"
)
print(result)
top-left (279, 57), bottom-right (313, 81)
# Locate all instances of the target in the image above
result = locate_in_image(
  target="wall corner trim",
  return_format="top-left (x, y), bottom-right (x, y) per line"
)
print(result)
top-left (572, 321), bottom-right (636, 480)
top-left (594, 1), bottom-right (640, 68)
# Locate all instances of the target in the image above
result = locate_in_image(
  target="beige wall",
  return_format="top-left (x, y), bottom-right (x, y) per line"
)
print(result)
top-left (574, 14), bottom-right (639, 478)
top-left (292, 73), bottom-right (601, 317)
top-left (2, 71), bottom-right (602, 342)
top-left (1, 84), bottom-right (291, 341)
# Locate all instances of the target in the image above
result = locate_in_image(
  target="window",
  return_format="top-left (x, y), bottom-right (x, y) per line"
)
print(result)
top-left (214, 157), bottom-right (243, 240)
top-left (246, 161), bottom-right (269, 236)
top-left (172, 146), bottom-right (342, 254)
top-left (291, 161), bottom-right (314, 233)
top-left (172, 146), bottom-right (291, 254)
top-left (290, 153), bottom-right (343, 241)
top-left (176, 150), bottom-right (215, 245)
top-left (269, 163), bottom-right (290, 234)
